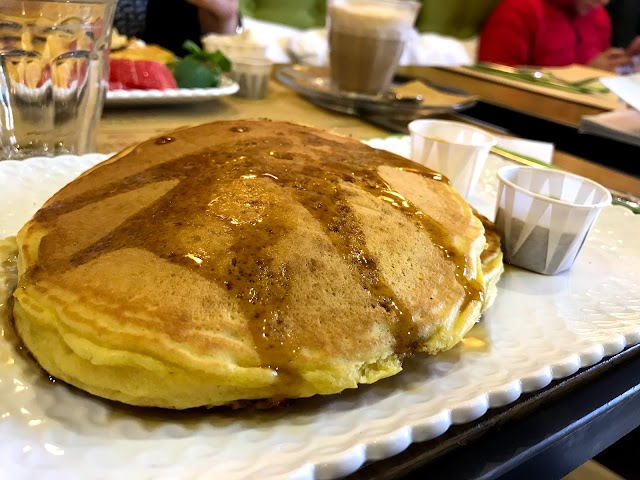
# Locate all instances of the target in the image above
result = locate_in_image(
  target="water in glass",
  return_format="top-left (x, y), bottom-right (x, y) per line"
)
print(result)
top-left (0, 0), bottom-right (115, 159)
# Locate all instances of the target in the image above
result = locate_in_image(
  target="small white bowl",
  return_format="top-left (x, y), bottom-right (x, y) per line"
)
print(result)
top-left (495, 165), bottom-right (611, 275)
top-left (408, 119), bottom-right (497, 199)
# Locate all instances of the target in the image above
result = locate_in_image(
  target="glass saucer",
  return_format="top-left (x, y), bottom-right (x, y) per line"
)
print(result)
top-left (275, 65), bottom-right (476, 117)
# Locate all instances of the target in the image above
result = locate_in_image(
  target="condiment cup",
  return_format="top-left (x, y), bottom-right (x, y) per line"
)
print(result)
top-left (495, 165), bottom-right (612, 275)
top-left (408, 119), bottom-right (497, 199)
top-left (230, 57), bottom-right (273, 99)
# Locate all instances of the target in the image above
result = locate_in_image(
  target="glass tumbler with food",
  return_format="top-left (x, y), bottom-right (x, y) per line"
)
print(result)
top-left (109, 36), bottom-right (232, 91)
top-left (0, 0), bottom-right (117, 160)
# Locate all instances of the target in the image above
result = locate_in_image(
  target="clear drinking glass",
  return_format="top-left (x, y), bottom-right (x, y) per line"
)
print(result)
top-left (0, 0), bottom-right (116, 160)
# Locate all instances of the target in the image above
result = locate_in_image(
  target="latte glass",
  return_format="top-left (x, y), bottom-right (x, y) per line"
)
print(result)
top-left (0, 0), bottom-right (116, 160)
top-left (327, 0), bottom-right (420, 95)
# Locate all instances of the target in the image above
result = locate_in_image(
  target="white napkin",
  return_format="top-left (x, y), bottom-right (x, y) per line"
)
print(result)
top-left (600, 73), bottom-right (640, 112)
top-left (288, 28), bottom-right (327, 66)
top-left (402, 30), bottom-right (474, 67)
top-left (287, 27), bottom-right (473, 67)
top-left (238, 17), bottom-right (300, 63)
top-left (495, 136), bottom-right (555, 164)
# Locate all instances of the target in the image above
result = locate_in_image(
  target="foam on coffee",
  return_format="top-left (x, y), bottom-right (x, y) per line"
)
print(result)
top-left (329, 3), bottom-right (416, 39)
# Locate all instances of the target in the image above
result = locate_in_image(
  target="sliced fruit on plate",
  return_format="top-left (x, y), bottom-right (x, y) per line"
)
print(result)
top-left (109, 59), bottom-right (178, 91)
top-left (110, 44), bottom-right (176, 64)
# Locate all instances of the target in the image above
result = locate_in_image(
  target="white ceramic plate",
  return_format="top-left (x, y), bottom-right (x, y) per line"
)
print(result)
top-left (105, 76), bottom-right (239, 107)
top-left (1, 140), bottom-right (639, 480)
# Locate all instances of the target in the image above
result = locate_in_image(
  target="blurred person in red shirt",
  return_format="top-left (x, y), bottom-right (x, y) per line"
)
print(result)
top-left (478, 0), bottom-right (640, 71)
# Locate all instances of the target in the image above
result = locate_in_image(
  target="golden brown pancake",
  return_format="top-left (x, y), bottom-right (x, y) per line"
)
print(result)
top-left (8, 120), bottom-right (502, 409)
top-left (476, 211), bottom-right (504, 312)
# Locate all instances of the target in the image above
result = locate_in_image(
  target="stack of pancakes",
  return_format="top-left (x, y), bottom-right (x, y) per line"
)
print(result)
top-left (7, 120), bottom-right (503, 409)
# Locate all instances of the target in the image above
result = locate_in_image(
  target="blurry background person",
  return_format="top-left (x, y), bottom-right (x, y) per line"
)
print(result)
top-left (114, 0), bottom-right (147, 39)
top-left (478, 0), bottom-right (639, 71)
top-left (114, 0), bottom-right (240, 55)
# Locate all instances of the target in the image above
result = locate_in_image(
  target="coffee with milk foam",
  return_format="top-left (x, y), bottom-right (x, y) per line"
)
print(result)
top-left (328, 1), bottom-right (419, 94)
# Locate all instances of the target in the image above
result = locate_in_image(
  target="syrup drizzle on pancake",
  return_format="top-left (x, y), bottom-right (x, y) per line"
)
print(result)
top-left (155, 136), bottom-right (175, 145)
top-left (28, 121), bottom-right (483, 384)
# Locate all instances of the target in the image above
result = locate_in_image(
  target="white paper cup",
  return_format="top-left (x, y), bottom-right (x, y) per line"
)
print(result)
top-left (408, 119), bottom-right (497, 199)
top-left (230, 57), bottom-right (273, 99)
top-left (495, 165), bottom-right (611, 275)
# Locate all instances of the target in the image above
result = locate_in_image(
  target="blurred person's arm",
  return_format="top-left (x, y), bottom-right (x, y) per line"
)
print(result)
top-left (144, 0), bottom-right (239, 56)
top-left (189, 0), bottom-right (240, 35)
top-left (477, 0), bottom-right (539, 67)
top-left (586, 10), bottom-right (631, 72)
top-left (626, 36), bottom-right (640, 56)
top-left (587, 48), bottom-right (630, 71)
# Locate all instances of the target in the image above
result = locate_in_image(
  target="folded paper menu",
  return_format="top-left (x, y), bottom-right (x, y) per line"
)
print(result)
top-left (579, 109), bottom-right (640, 147)
top-left (452, 64), bottom-right (623, 111)
top-left (391, 80), bottom-right (478, 108)
top-left (600, 73), bottom-right (640, 112)
top-left (579, 73), bottom-right (640, 146)
top-left (541, 64), bottom-right (613, 85)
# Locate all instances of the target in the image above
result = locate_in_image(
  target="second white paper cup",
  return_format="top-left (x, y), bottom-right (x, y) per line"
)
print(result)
top-left (408, 119), bottom-right (497, 199)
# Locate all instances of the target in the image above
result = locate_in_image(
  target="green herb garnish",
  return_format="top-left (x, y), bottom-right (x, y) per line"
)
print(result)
top-left (169, 40), bottom-right (232, 88)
